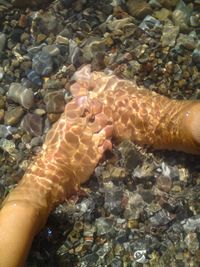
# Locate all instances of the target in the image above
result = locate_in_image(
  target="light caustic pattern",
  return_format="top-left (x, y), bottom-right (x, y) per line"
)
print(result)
top-left (72, 65), bottom-right (200, 155)
top-left (0, 65), bottom-right (200, 267)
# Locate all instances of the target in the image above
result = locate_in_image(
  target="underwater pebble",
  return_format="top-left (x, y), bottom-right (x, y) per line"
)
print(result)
top-left (161, 21), bottom-right (179, 47)
top-left (0, 138), bottom-right (16, 155)
top-left (126, 0), bottom-right (152, 19)
top-left (0, 125), bottom-right (16, 138)
top-left (21, 113), bottom-right (44, 137)
top-left (32, 51), bottom-right (53, 76)
top-left (27, 70), bottom-right (42, 86)
top-left (7, 83), bottom-right (34, 109)
top-left (4, 106), bottom-right (24, 126)
top-left (0, 33), bottom-right (6, 53)
top-left (44, 90), bottom-right (65, 113)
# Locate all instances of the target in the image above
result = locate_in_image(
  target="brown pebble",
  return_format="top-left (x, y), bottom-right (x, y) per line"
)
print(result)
top-left (47, 113), bottom-right (61, 123)
top-left (18, 14), bottom-right (27, 28)
top-left (0, 109), bottom-right (4, 122)
top-left (156, 175), bottom-right (172, 192)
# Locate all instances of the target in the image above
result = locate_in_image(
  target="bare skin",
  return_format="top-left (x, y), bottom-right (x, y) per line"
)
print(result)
top-left (0, 65), bottom-right (200, 266)
top-left (0, 96), bottom-right (113, 267)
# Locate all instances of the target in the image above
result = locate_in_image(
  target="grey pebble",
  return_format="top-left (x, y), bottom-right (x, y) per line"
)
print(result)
top-left (0, 33), bottom-right (6, 53)
top-left (7, 83), bottom-right (34, 109)
top-left (32, 51), bottom-right (53, 76)
top-left (21, 113), bottom-right (44, 137)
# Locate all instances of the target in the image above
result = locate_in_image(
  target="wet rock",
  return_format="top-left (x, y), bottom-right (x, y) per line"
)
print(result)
top-left (27, 70), bottom-right (43, 86)
top-left (4, 106), bottom-right (24, 126)
top-left (0, 33), bottom-right (6, 53)
top-left (0, 125), bottom-right (17, 138)
top-left (176, 33), bottom-right (197, 50)
top-left (12, 0), bottom-right (52, 8)
top-left (44, 90), bottom-right (65, 113)
top-left (184, 232), bottom-right (199, 254)
top-left (42, 44), bottom-right (60, 57)
top-left (30, 136), bottom-right (43, 147)
top-left (139, 15), bottom-right (161, 34)
top-left (149, 209), bottom-right (174, 226)
top-left (32, 51), bottom-right (53, 76)
top-left (7, 83), bottom-right (34, 109)
top-left (192, 45), bottom-right (200, 70)
top-left (117, 140), bottom-right (143, 170)
top-left (103, 181), bottom-right (124, 215)
top-left (21, 113), bottom-right (44, 137)
top-left (107, 17), bottom-right (133, 32)
top-left (82, 37), bottom-right (106, 62)
top-left (0, 109), bottom-right (4, 122)
top-left (172, 10), bottom-right (189, 33)
top-left (161, 20), bottom-right (179, 47)
top-left (68, 39), bottom-right (82, 66)
top-left (126, 0), bottom-right (152, 19)
top-left (182, 215), bottom-right (200, 232)
top-left (156, 175), bottom-right (172, 192)
top-left (95, 217), bottom-right (114, 236)
top-left (190, 13), bottom-right (200, 27)
top-left (123, 191), bottom-right (145, 220)
top-left (154, 8), bottom-right (171, 21)
top-left (0, 139), bottom-right (16, 155)
top-left (31, 11), bottom-right (61, 36)
top-left (43, 79), bottom-right (63, 90)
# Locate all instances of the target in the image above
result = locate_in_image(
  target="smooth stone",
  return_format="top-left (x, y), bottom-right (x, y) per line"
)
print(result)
top-left (56, 35), bottom-right (69, 45)
top-left (0, 33), bottom-right (6, 52)
top-left (126, 0), bottom-right (152, 19)
top-left (176, 33), bottom-right (197, 50)
top-left (154, 8), bottom-right (171, 21)
top-left (32, 51), bottom-right (53, 76)
top-left (0, 139), bottom-right (16, 155)
top-left (156, 175), bottom-right (172, 192)
top-left (0, 109), bottom-right (4, 122)
top-left (172, 10), bottom-right (189, 32)
top-left (30, 136), bottom-right (43, 147)
top-left (21, 113), bottom-right (44, 137)
top-left (43, 79), bottom-right (62, 90)
top-left (27, 43), bottom-right (46, 57)
top-left (161, 20), bottom-right (180, 47)
top-left (12, 0), bottom-right (51, 7)
top-left (27, 70), bottom-right (43, 86)
top-left (42, 45), bottom-right (60, 56)
top-left (7, 83), bottom-right (34, 109)
top-left (0, 125), bottom-right (16, 138)
top-left (68, 39), bottom-right (82, 66)
top-left (36, 34), bottom-right (47, 44)
top-left (33, 108), bottom-right (46, 116)
top-left (44, 90), bottom-right (65, 113)
top-left (4, 106), bottom-right (24, 126)
top-left (139, 15), bottom-right (161, 33)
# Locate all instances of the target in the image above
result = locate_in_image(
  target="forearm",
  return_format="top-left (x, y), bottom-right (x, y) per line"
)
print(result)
top-left (0, 187), bottom-right (49, 267)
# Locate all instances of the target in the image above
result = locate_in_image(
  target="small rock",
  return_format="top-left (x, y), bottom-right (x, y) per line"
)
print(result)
top-left (126, 0), bottom-right (152, 19)
top-left (0, 139), bottom-right (16, 155)
top-left (32, 51), bottom-right (53, 76)
top-left (156, 175), bottom-right (172, 192)
top-left (0, 125), bottom-right (16, 138)
top-left (184, 232), bottom-right (199, 254)
top-left (0, 33), bottom-right (6, 53)
top-left (7, 83), bottom-right (34, 109)
top-left (154, 8), bottom-right (171, 21)
top-left (27, 70), bottom-right (43, 86)
top-left (4, 106), bottom-right (24, 126)
top-left (21, 113), bottom-right (44, 137)
top-left (161, 20), bottom-right (179, 47)
top-left (18, 14), bottom-right (27, 28)
top-left (42, 44), bottom-right (60, 57)
top-left (44, 90), bottom-right (65, 113)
